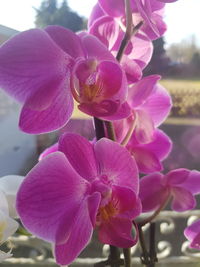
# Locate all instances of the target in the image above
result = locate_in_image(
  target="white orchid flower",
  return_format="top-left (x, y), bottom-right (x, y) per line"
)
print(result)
top-left (0, 175), bottom-right (24, 262)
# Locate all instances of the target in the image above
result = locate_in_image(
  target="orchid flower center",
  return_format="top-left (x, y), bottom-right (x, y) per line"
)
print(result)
top-left (99, 201), bottom-right (118, 222)
top-left (72, 59), bottom-right (108, 104)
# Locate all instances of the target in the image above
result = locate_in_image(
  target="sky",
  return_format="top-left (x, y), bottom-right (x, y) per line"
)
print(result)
top-left (0, 0), bottom-right (199, 47)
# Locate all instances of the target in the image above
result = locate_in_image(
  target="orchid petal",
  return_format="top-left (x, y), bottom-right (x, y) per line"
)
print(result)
top-left (58, 133), bottom-right (98, 182)
top-left (19, 82), bottom-right (73, 134)
top-left (39, 143), bottom-right (58, 161)
top-left (16, 152), bottom-right (89, 244)
top-left (94, 138), bottom-right (139, 193)
top-left (131, 147), bottom-right (163, 174)
top-left (0, 29), bottom-right (70, 109)
top-left (181, 171), bottom-right (200, 195)
top-left (171, 187), bottom-right (196, 212)
top-left (128, 75), bottom-right (160, 108)
top-left (184, 219), bottom-right (200, 250)
top-left (139, 173), bottom-right (169, 212)
top-left (55, 193), bottom-right (100, 265)
top-left (45, 25), bottom-right (85, 58)
top-left (134, 109), bottom-right (155, 144)
top-left (98, 217), bottom-right (137, 248)
top-left (141, 84), bottom-right (172, 127)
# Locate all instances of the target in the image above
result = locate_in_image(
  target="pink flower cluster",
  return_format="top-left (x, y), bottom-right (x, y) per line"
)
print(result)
top-left (0, 0), bottom-right (199, 265)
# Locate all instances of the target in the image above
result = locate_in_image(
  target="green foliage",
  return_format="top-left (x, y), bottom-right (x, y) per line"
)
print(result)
top-left (34, 0), bottom-right (84, 32)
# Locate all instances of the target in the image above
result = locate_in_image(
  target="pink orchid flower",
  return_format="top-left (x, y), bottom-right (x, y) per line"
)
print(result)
top-left (114, 75), bottom-right (172, 145)
top-left (184, 219), bottom-right (200, 250)
top-left (96, 0), bottom-right (167, 40)
top-left (139, 169), bottom-right (200, 212)
top-left (89, 14), bottom-right (153, 83)
top-left (126, 129), bottom-right (172, 173)
top-left (0, 26), bottom-right (129, 134)
top-left (17, 133), bottom-right (141, 265)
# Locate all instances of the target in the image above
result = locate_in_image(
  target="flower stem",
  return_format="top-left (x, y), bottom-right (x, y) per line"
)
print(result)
top-left (123, 248), bottom-right (131, 267)
top-left (149, 223), bottom-right (158, 267)
top-left (138, 196), bottom-right (170, 227)
top-left (94, 117), bottom-right (105, 140)
top-left (138, 225), bottom-right (150, 266)
top-left (104, 121), bottom-right (116, 141)
top-left (121, 112), bottom-right (137, 146)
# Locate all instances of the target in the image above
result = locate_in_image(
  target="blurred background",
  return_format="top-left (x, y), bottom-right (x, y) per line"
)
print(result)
top-left (0, 0), bottom-right (200, 177)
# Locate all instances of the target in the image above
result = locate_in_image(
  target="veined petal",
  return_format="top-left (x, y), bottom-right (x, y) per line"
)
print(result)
top-left (139, 173), bottom-right (169, 212)
top-left (99, 0), bottom-right (125, 17)
top-left (141, 84), bottom-right (172, 127)
top-left (55, 193), bottom-right (100, 265)
top-left (39, 143), bottom-right (58, 161)
top-left (181, 170), bottom-right (200, 195)
top-left (16, 152), bottom-right (89, 244)
top-left (89, 16), bottom-right (120, 51)
top-left (165, 169), bottom-right (191, 186)
top-left (0, 29), bottom-right (70, 108)
top-left (171, 187), bottom-right (196, 212)
top-left (130, 147), bottom-right (163, 174)
top-left (98, 217), bottom-right (137, 248)
top-left (141, 129), bottom-right (172, 160)
top-left (88, 3), bottom-right (105, 28)
top-left (58, 133), bottom-right (98, 182)
top-left (45, 25), bottom-right (85, 58)
top-left (94, 138), bottom-right (139, 193)
top-left (128, 75), bottom-right (160, 108)
top-left (134, 109), bottom-right (155, 144)
top-left (19, 81), bottom-right (73, 134)
top-left (184, 219), bottom-right (200, 250)
top-left (81, 34), bottom-right (116, 62)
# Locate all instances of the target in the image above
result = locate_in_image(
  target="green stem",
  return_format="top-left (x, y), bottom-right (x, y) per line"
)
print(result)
top-left (138, 196), bottom-right (171, 227)
top-left (138, 225), bottom-right (150, 266)
top-left (123, 248), bottom-right (131, 267)
top-left (104, 121), bottom-right (116, 141)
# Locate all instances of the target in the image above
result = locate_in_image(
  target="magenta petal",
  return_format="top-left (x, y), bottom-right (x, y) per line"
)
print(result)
top-left (45, 25), bottom-right (84, 58)
top-left (88, 3), bottom-right (105, 28)
top-left (128, 75), bottom-right (160, 108)
top-left (165, 169), bottom-right (191, 185)
top-left (111, 185), bottom-right (141, 219)
top-left (58, 133), bottom-right (98, 181)
top-left (142, 129), bottom-right (172, 160)
top-left (0, 29), bottom-right (69, 106)
top-left (181, 171), bottom-right (200, 195)
top-left (99, 0), bottom-right (125, 17)
top-left (135, 109), bottom-right (155, 144)
top-left (131, 147), bottom-right (163, 174)
top-left (19, 82), bottom-right (73, 134)
top-left (121, 55), bottom-right (142, 83)
top-left (55, 193), bottom-right (100, 265)
top-left (94, 138), bottom-right (139, 193)
top-left (39, 143), bottom-right (58, 161)
top-left (99, 102), bottom-right (131, 121)
top-left (171, 187), bottom-right (196, 211)
top-left (81, 34), bottom-right (116, 62)
top-left (139, 173), bottom-right (169, 212)
top-left (184, 219), bottom-right (200, 250)
top-left (141, 84), bottom-right (172, 127)
top-left (16, 152), bottom-right (89, 244)
top-left (98, 217), bottom-right (137, 248)
top-left (89, 16), bottom-right (120, 50)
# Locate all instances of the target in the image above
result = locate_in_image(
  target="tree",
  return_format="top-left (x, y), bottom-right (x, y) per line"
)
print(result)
top-left (34, 0), bottom-right (84, 32)
top-left (144, 37), bottom-right (171, 76)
